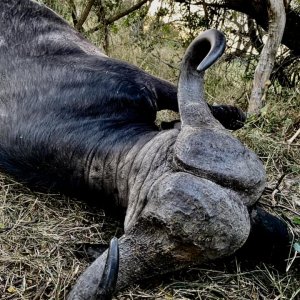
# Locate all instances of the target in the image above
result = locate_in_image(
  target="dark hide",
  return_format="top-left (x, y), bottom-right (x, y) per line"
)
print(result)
top-left (0, 0), bottom-right (244, 205)
top-left (0, 1), bottom-right (290, 299)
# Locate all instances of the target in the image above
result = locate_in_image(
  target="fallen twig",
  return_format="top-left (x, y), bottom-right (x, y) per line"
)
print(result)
top-left (287, 128), bottom-right (300, 145)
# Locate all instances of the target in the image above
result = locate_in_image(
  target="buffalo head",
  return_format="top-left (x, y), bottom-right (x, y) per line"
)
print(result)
top-left (68, 30), bottom-right (266, 299)
top-left (0, 1), bottom-right (290, 299)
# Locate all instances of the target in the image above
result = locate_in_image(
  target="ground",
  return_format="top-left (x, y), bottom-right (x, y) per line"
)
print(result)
top-left (0, 96), bottom-right (299, 298)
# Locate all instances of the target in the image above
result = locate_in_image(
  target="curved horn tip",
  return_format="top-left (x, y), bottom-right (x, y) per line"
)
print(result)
top-left (195, 29), bottom-right (226, 73)
top-left (96, 237), bottom-right (119, 300)
top-left (67, 238), bottom-right (119, 300)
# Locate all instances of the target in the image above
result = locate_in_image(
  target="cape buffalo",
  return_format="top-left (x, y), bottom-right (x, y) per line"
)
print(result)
top-left (0, 1), bottom-right (290, 299)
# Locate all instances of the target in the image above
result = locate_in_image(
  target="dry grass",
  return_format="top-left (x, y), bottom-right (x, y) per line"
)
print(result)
top-left (0, 161), bottom-right (299, 299)
top-left (0, 176), bottom-right (121, 299)
top-left (0, 91), bottom-right (299, 299)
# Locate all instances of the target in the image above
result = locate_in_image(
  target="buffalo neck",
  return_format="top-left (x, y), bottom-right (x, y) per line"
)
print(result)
top-left (88, 125), bottom-right (179, 212)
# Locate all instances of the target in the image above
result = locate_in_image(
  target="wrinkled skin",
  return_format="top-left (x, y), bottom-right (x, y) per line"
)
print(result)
top-left (0, 1), bottom-right (289, 299)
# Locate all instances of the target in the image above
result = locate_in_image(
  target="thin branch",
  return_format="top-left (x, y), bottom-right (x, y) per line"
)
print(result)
top-left (248, 0), bottom-right (286, 115)
top-left (107, 0), bottom-right (150, 24)
top-left (287, 128), bottom-right (300, 145)
top-left (76, 0), bottom-right (96, 31)
top-left (271, 52), bottom-right (300, 87)
top-left (247, 17), bottom-right (264, 52)
top-left (192, 1), bottom-right (223, 8)
top-left (151, 53), bottom-right (179, 70)
top-left (87, 0), bottom-right (150, 34)
top-left (202, 3), bottom-right (210, 26)
top-left (67, 0), bottom-right (78, 26)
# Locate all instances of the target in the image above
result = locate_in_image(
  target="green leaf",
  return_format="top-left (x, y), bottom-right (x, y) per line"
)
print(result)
top-left (293, 242), bottom-right (300, 253)
top-left (293, 217), bottom-right (300, 225)
top-left (260, 104), bottom-right (269, 116)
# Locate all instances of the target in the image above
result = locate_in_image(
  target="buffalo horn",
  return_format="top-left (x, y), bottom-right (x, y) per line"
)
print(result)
top-left (96, 237), bottom-right (119, 300)
top-left (68, 237), bottom-right (119, 300)
top-left (178, 29), bottom-right (226, 128)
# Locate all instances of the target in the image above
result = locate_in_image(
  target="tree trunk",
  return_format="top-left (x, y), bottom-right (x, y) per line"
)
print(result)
top-left (247, 0), bottom-right (286, 115)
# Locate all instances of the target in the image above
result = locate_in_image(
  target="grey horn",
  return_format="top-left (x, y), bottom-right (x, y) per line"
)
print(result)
top-left (178, 29), bottom-right (226, 128)
top-left (174, 29), bottom-right (265, 200)
top-left (68, 237), bottom-right (119, 300)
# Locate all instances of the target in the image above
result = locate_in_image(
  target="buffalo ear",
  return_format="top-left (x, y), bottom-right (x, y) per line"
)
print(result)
top-left (209, 105), bottom-right (246, 130)
top-left (236, 207), bottom-right (291, 269)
